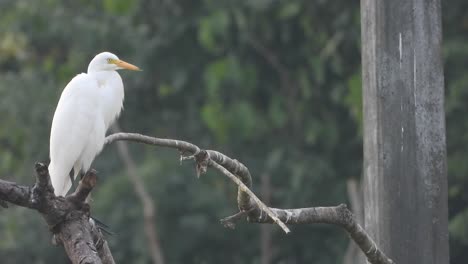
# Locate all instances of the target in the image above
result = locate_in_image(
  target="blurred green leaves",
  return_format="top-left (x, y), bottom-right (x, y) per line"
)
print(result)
top-left (0, 0), bottom-right (362, 262)
top-left (278, 2), bottom-right (301, 20)
top-left (198, 10), bottom-right (231, 53)
top-left (345, 72), bottom-right (363, 128)
top-left (0, 32), bottom-right (28, 64)
top-left (103, 0), bottom-right (138, 15)
top-left (1, 0), bottom-right (466, 263)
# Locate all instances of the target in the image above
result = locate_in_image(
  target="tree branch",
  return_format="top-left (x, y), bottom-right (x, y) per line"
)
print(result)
top-left (208, 160), bottom-right (290, 233)
top-left (0, 163), bottom-right (114, 264)
top-left (254, 205), bottom-right (392, 264)
top-left (343, 178), bottom-right (365, 264)
top-left (90, 221), bottom-right (116, 264)
top-left (104, 132), bottom-right (395, 264)
top-left (0, 179), bottom-right (33, 208)
top-left (0, 132), bottom-right (394, 264)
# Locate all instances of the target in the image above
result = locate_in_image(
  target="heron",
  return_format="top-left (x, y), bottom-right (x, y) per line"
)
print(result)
top-left (49, 52), bottom-right (140, 197)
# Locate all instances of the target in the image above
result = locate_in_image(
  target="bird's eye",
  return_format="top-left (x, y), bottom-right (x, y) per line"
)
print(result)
top-left (107, 58), bottom-right (113, 63)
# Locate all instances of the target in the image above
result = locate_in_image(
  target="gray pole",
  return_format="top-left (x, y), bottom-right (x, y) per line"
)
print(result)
top-left (361, 0), bottom-right (449, 263)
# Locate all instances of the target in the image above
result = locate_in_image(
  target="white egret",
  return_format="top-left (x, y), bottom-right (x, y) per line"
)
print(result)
top-left (49, 52), bottom-right (140, 197)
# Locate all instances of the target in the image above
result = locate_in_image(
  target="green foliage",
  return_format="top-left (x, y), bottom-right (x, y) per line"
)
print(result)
top-left (443, 2), bottom-right (468, 263)
top-left (103, 0), bottom-right (138, 15)
top-left (0, 0), bottom-right (466, 263)
top-left (198, 10), bottom-right (231, 53)
top-left (345, 72), bottom-right (363, 129)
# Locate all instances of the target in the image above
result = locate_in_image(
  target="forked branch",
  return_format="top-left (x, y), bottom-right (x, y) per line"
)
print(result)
top-left (104, 132), bottom-right (394, 264)
top-left (0, 132), bottom-right (394, 264)
top-left (0, 164), bottom-right (114, 264)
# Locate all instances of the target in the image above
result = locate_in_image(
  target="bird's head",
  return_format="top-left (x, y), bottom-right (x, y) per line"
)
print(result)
top-left (87, 52), bottom-right (140, 73)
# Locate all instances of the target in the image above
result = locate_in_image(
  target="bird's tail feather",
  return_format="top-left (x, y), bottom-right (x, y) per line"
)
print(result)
top-left (90, 216), bottom-right (114, 236)
top-left (48, 162), bottom-right (73, 197)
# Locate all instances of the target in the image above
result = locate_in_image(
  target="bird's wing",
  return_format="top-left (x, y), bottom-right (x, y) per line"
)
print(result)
top-left (49, 73), bottom-right (101, 196)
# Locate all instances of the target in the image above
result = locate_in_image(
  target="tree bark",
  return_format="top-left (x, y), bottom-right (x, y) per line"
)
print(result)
top-left (361, 0), bottom-right (449, 263)
top-left (59, 213), bottom-right (102, 264)
top-left (0, 164), bottom-right (113, 264)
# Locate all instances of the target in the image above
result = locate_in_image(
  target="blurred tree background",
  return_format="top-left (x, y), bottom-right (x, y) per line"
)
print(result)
top-left (0, 0), bottom-right (466, 263)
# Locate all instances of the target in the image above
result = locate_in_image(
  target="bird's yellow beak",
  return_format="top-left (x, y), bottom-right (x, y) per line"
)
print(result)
top-left (112, 59), bottom-right (141, 71)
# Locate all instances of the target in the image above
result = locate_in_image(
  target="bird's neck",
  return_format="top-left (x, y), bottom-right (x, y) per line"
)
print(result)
top-left (88, 71), bottom-right (119, 85)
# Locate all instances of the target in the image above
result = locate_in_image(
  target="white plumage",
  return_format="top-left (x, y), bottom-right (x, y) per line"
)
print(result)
top-left (49, 52), bottom-right (139, 196)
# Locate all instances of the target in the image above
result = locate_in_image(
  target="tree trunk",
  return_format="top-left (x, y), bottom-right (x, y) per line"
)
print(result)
top-left (361, 0), bottom-right (449, 263)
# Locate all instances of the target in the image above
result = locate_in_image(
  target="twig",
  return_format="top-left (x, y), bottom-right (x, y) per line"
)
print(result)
top-left (220, 210), bottom-right (250, 229)
top-left (105, 133), bottom-right (289, 232)
top-left (209, 160), bottom-right (290, 234)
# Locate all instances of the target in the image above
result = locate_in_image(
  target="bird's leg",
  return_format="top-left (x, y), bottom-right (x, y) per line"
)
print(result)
top-left (81, 169), bottom-right (113, 235)
top-left (83, 170), bottom-right (93, 203)
top-left (69, 169), bottom-right (75, 191)
top-left (69, 169), bottom-right (87, 195)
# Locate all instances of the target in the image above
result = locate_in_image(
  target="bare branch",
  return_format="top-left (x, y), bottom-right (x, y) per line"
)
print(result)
top-left (253, 205), bottom-right (393, 264)
top-left (0, 179), bottom-right (34, 208)
top-left (58, 212), bottom-right (102, 264)
top-left (344, 178), bottom-right (365, 264)
top-left (220, 210), bottom-right (252, 229)
top-left (104, 132), bottom-right (395, 264)
top-left (105, 133), bottom-right (200, 154)
top-left (105, 134), bottom-right (253, 211)
top-left (67, 169), bottom-right (97, 207)
top-left (209, 160), bottom-right (290, 233)
top-left (0, 132), bottom-right (395, 264)
top-left (105, 134), bottom-right (264, 228)
top-left (90, 221), bottom-right (116, 264)
top-left (0, 163), bottom-right (113, 264)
